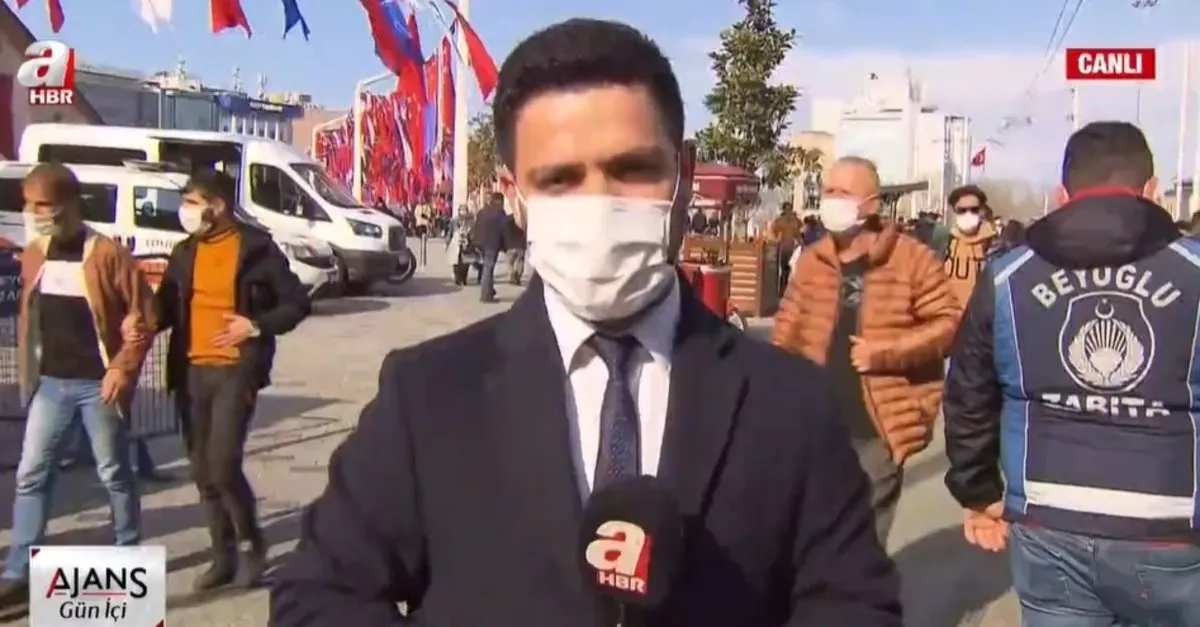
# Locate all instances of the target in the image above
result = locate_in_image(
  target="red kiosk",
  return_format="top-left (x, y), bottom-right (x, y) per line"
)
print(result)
top-left (679, 157), bottom-right (758, 330)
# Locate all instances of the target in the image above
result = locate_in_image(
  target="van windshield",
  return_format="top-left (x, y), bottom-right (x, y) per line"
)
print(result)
top-left (291, 163), bottom-right (360, 209)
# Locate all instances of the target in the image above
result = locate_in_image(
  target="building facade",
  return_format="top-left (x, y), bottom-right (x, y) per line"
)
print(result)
top-left (291, 108), bottom-right (349, 155)
top-left (214, 93), bottom-right (304, 143)
top-left (76, 62), bottom-right (309, 142)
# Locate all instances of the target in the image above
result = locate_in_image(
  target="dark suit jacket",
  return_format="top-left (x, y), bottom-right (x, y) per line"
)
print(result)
top-left (469, 202), bottom-right (507, 253)
top-left (269, 280), bottom-right (901, 627)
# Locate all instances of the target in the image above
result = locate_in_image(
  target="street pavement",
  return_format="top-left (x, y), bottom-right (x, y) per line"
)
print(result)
top-left (0, 241), bottom-right (1019, 626)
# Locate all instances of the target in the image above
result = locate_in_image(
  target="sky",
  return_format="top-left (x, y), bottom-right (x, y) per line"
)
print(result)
top-left (12, 0), bottom-right (1200, 185)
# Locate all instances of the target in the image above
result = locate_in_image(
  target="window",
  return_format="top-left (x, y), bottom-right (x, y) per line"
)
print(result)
top-left (0, 178), bottom-right (21, 215)
top-left (38, 144), bottom-right (146, 166)
top-left (292, 163), bottom-right (358, 209)
top-left (79, 184), bottom-right (117, 223)
top-left (250, 163), bottom-right (319, 219)
top-left (133, 186), bottom-right (185, 232)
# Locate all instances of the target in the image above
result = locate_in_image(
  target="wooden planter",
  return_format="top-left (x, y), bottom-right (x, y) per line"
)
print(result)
top-left (681, 236), bottom-right (781, 317)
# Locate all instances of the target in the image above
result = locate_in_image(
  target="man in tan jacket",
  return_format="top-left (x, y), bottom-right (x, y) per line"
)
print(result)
top-left (0, 163), bottom-right (157, 602)
top-left (773, 156), bottom-right (959, 543)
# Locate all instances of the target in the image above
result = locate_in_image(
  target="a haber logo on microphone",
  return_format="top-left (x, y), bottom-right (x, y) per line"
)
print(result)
top-left (16, 41), bottom-right (77, 106)
top-left (584, 520), bottom-right (652, 595)
top-left (1065, 48), bottom-right (1156, 81)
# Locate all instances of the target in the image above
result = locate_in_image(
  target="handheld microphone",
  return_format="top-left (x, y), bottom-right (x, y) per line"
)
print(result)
top-left (578, 475), bottom-right (683, 626)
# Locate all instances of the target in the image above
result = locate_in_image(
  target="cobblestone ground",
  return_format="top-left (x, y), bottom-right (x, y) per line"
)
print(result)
top-left (0, 241), bottom-right (1018, 626)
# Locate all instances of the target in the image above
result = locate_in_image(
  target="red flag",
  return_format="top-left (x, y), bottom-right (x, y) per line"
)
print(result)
top-left (210, 0), bottom-right (252, 36)
top-left (14, 0), bottom-right (31, 7)
top-left (46, 0), bottom-right (64, 32)
top-left (362, 0), bottom-right (422, 95)
top-left (406, 11), bottom-right (422, 56)
top-left (445, 0), bottom-right (497, 100)
top-left (424, 54), bottom-right (439, 106)
top-left (439, 37), bottom-right (454, 148)
top-left (970, 146), bottom-right (986, 167)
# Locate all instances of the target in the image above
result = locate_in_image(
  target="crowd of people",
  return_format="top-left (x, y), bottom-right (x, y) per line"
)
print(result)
top-left (270, 17), bottom-right (1197, 627)
top-left (0, 15), bottom-right (1194, 627)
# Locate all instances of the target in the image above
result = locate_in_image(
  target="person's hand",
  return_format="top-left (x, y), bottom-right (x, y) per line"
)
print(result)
top-left (121, 315), bottom-right (146, 344)
top-left (212, 314), bottom-right (257, 348)
top-left (849, 336), bottom-right (882, 372)
top-left (100, 369), bottom-right (130, 406)
top-left (963, 501), bottom-right (1008, 552)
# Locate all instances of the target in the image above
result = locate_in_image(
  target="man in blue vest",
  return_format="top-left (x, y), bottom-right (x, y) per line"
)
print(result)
top-left (943, 121), bottom-right (1200, 626)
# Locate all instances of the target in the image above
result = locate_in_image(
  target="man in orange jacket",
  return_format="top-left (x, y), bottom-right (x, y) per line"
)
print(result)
top-left (773, 156), bottom-right (959, 543)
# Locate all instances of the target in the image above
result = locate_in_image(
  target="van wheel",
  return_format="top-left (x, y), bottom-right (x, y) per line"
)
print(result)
top-left (333, 253), bottom-right (371, 296)
top-left (390, 249), bottom-right (416, 285)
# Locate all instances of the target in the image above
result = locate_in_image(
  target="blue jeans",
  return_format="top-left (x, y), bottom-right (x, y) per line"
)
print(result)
top-left (3, 377), bottom-right (140, 580)
top-left (1010, 523), bottom-right (1200, 626)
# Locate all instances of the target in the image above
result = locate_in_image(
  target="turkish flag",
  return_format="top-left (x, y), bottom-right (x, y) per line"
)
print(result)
top-left (210, 0), bottom-right (252, 36)
top-left (970, 146), bottom-right (987, 167)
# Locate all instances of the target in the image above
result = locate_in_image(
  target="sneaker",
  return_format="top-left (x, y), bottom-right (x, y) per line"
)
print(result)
top-left (191, 562), bottom-right (235, 592)
top-left (233, 549), bottom-right (267, 588)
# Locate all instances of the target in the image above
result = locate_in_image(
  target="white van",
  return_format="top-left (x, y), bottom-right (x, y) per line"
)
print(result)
top-left (18, 124), bottom-right (414, 292)
top-left (0, 162), bottom-right (338, 296)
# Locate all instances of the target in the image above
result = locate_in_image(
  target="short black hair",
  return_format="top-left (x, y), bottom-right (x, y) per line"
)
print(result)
top-left (948, 184), bottom-right (987, 208)
top-left (24, 162), bottom-right (80, 203)
top-left (183, 169), bottom-right (237, 209)
top-left (492, 19), bottom-right (684, 169)
top-left (1062, 121), bottom-right (1153, 193)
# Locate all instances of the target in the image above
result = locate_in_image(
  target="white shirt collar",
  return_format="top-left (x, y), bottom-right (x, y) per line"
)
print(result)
top-left (543, 276), bottom-right (680, 371)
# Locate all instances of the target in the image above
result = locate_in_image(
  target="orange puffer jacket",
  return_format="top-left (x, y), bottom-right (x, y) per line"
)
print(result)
top-left (772, 225), bottom-right (960, 463)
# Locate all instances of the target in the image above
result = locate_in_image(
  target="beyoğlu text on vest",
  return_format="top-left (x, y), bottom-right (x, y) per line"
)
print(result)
top-left (1031, 266), bottom-right (1180, 310)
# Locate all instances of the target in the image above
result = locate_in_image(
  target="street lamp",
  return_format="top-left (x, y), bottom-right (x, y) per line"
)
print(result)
top-left (803, 170), bottom-right (822, 211)
top-left (351, 72), bottom-right (396, 202)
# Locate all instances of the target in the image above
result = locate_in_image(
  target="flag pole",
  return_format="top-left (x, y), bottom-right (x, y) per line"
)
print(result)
top-left (1191, 41), bottom-right (1200, 217)
top-left (1176, 42), bottom-right (1192, 220)
top-left (436, 39), bottom-right (445, 187)
top-left (451, 0), bottom-right (471, 218)
top-left (352, 72), bottom-right (394, 202)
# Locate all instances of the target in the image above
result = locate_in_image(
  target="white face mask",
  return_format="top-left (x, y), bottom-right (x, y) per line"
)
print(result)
top-left (178, 206), bottom-right (210, 235)
top-left (525, 194), bottom-right (675, 322)
top-left (954, 212), bottom-right (982, 233)
top-left (23, 212), bottom-right (59, 241)
top-left (818, 197), bottom-right (863, 233)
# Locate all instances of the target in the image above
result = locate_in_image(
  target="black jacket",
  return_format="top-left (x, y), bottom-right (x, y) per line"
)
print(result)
top-left (943, 193), bottom-right (1181, 509)
top-left (155, 222), bottom-right (311, 392)
top-left (470, 202), bottom-right (508, 253)
top-left (270, 278), bottom-right (901, 627)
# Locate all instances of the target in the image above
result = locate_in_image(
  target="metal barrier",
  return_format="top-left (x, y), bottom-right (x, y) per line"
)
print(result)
top-left (0, 255), bottom-right (178, 471)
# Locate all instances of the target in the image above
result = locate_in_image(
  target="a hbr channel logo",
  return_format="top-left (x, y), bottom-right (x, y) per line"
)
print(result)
top-left (16, 40), bottom-right (77, 106)
top-left (30, 545), bottom-right (166, 627)
top-left (584, 520), bottom-right (650, 595)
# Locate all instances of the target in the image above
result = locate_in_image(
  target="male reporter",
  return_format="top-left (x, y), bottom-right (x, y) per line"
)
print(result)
top-left (270, 19), bottom-right (899, 627)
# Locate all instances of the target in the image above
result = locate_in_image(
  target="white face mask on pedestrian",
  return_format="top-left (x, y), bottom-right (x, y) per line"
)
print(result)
top-left (818, 197), bottom-right (864, 233)
top-left (178, 205), bottom-right (212, 236)
top-left (523, 185), bottom-right (677, 322)
top-left (954, 212), bottom-right (982, 234)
